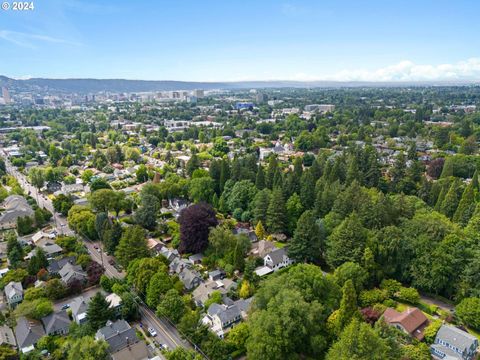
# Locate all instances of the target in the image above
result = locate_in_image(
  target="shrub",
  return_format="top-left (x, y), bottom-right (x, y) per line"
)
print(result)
top-left (380, 279), bottom-right (402, 297)
top-left (396, 287), bottom-right (420, 304)
top-left (424, 320), bottom-right (442, 344)
top-left (361, 307), bottom-right (381, 325)
top-left (456, 297), bottom-right (480, 330)
top-left (359, 288), bottom-right (389, 307)
top-left (383, 299), bottom-right (397, 308)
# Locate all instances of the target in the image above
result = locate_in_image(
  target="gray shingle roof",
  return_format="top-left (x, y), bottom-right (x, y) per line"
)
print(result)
top-left (47, 256), bottom-right (76, 274)
top-left (208, 303), bottom-right (241, 325)
top-left (14, 317), bottom-right (45, 349)
top-left (265, 247), bottom-right (287, 266)
top-left (41, 310), bottom-right (71, 335)
top-left (4, 281), bottom-right (23, 300)
top-left (70, 296), bottom-right (88, 317)
top-left (59, 262), bottom-right (87, 284)
top-left (96, 320), bottom-right (138, 353)
top-left (435, 324), bottom-right (478, 352)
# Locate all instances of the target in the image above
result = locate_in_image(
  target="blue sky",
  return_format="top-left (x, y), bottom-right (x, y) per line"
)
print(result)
top-left (1, 0), bottom-right (480, 81)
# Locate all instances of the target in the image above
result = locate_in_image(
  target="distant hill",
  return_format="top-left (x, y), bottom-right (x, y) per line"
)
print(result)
top-left (0, 75), bottom-right (479, 94)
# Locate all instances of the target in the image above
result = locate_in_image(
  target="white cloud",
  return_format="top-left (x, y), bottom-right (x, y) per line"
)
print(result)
top-left (324, 58), bottom-right (480, 82)
top-left (0, 30), bottom-right (81, 48)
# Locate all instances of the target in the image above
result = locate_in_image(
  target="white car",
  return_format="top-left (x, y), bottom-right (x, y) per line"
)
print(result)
top-left (148, 327), bottom-right (157, 337)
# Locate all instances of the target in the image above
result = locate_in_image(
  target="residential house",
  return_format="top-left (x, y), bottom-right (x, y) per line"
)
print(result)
top-left (208, 269), bottom-right (225, 282)
top-left (159, 246), bottom-right (179, 263)
top-left (111, 341), bottom-right (149, 360)
top-left (202, 301), bottom-right (245, 338)
top-left (46, 181), bottom-right (62, 193)
top-left (430, 324), bottom-right (478, 360)
top-left (4, 281), bottom-right (23, 307)
top-left (41, 310), bottom-right (71, 336)
top-left (178, 267), bottom-right (202, 291)
top-left (146, 238), bottom-right (164, 255)
top-left (0, 195), bottom-right (34, 230)
top-left (188, 253), bottom-right (204, 265)
top-left (15, 317), bottom-right (45, 353)
top-left (70, 296), bottom-right (89, 324)
top-left (106, 293), bottom-right (123, 317)
top-left (59, 262), bottom-right (87, 286)
top-left (192, 278), bottom-right (237, 307)
top-left (263, 247), bottom-right (294, 271)
top-left (60, 183), bottom-right (88, 195)
top-left (0, 325), bottom-right (16, 347)
top-left (47, 256), bottom-right (76, 275)
top-left (38, 242), bottom-right (63, 258)
top-left (31, 230), bottom-right (56, 246)
top-left (383, 307), bottom-right (429, 340)
top-left (95, 320), bottom-right (139, 354)
top-left (249, 240), bottom-right (276, 258)
top-left (233, 227), bottom-right (258, 242)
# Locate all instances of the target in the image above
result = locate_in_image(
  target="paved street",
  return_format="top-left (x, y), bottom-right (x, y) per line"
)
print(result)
top-left (2, 154), bottom-right (192, 354)
top-left (53, 286), bottom-right (103, 311)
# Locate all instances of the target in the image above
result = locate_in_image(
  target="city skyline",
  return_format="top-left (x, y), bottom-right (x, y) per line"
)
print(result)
top-left (1, 0), bottom-right (480, 82)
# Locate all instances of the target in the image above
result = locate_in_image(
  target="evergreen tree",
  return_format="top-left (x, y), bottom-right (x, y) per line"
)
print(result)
top-left (440, 178), bottom-right (463, 219)
top-left (27, 248), bottom-right (48, 275)
top-left (186, 153), bottom-right (200, 177)
top-left (336, 279), bottom-right (359, 333)
top-left (326, 212), bottom-right (367, 268)
top-left (209, 159), bottom-right (222, 194)
top-left (219, 159), bottom-right (230, 192)
top-left (103, 221), bottom-right (122, 254)
top-left (346, 156), bottom-right (361, 185)
top-left (288, 210), bottom-right (323, 263)
top-left (453, 181), bottom-right (476, 225)
top-left (326, 319), bottom-right (391, 360)
top-left (472, 169), bottom-right (479, 192)
top-left (115, 225), bottom-right (149, 267)
top-left (230, 157), bottom-right (242, 181)
top-left (300, 170), bottom-right (315, 209)
top-left (87, 293), bottom-right (114, 331)
top-left (440, 158), bottom-right (454, 178)
top-left (266, 156), bottom-right (279, 189)
top-left (255, 165), bottom-right (266, 190)
top-left (266, 188), bottom-right (287, 234)
top-left (6, 233), bottom-right (23, 268)
top-left (253, 189), bottom-right (271, 225)
top-left (286, 193), bottom-right (304, 235)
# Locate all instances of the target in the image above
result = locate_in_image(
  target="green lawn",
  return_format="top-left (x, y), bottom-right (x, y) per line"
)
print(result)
top-left (395, 302), bottom-right (435, 321)
top-left (467, 327), bottom-right (480, 340)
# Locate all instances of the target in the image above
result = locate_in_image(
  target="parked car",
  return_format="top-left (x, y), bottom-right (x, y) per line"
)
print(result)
top-left (148, 327), bottom-right (157, 337)
top-left (61, 304), bottom-right (70, 310)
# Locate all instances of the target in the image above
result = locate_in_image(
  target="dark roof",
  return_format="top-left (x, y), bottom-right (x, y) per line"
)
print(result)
top-left (265, 247), bottom-right (288, 266)
top-left (47, 256), bottom-right (76, 274)
top-left (111, 341), bottom-right (149, 360)
top-left (41, 310), bottom-right (71, 334)
top-left (14, 317), bottom-right (45, 349)
top-left (96, 320), bottom-right (139, 353)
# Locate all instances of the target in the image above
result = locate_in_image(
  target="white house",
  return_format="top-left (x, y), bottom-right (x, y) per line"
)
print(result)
top-left (263, 247), bottom-right (294, 271)
top-left (4, 281), bottom-right (23, 307)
